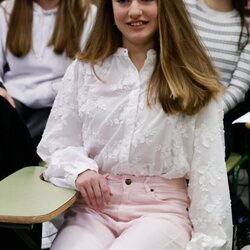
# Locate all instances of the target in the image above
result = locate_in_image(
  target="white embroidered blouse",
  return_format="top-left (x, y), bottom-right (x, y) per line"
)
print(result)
top-left (37, 48), bottom-right (233, 249)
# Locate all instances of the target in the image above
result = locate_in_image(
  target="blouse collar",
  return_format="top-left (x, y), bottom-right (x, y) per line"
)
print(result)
top-left (33, 2), bottom-right (58, 15)
top-left (115, 47), bottom-right (156, 58)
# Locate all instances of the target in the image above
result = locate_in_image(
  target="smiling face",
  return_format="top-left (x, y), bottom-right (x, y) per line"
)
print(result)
top-left (112, 0), bottom-right (158, 50)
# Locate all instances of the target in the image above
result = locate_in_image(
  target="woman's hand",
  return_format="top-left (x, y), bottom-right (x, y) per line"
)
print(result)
top-left (75, 170), bottom-right (112, 211)
top-left (0, 87), bottom-right (15, 108)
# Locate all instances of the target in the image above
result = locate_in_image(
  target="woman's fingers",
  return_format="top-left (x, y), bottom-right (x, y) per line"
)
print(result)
top-left (76, 170), bottom-right (112, 210)
top-left (99, 178), bottom-right (112, 205)
top-left (79, 188), bottom-right (92, 208)
top-left (85, 183), bottom-right (100, 210)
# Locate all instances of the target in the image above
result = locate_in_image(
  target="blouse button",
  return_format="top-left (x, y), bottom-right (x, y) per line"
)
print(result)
top-left (125, 178), bottom-right (132, 185)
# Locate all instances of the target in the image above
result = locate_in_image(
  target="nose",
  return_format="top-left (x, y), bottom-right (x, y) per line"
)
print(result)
top-left (128, 1), bottom-right (142, 18)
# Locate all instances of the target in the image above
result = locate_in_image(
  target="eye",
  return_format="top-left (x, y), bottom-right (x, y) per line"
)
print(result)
top-left (113, 0), bottom-right (155, 4)
top-left (114, 0), bottom-right (130, 3)
top-left (140, 0), bottom-right (155, 2)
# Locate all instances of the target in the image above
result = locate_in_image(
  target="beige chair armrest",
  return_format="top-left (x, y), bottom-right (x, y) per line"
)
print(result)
top-left (0, 166), bottom-right (78, 224)
top-left (226, 152), bottom-right (242, 173)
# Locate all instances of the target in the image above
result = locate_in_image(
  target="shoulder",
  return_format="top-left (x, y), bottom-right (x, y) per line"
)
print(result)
top-left (183, 0), bottom-right (202, 22)
top-left (183, 0), bottom-right (197, 9)
top-left (183, 0), bottom-right (197, 6)
top-left (63, 59), bottom-right (85, 79)
top-left (195, 97), bottom-right (224, 126)
top-left (63, 59), bottom-right (94, 83)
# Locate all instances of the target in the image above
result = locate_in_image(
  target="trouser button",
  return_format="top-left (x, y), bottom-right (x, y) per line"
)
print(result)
top-left (125, 178), bottom-right (132, 185)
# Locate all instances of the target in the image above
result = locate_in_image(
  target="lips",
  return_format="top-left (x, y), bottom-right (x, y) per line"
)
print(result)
top-left (127, 21), bottom-right (149, 26)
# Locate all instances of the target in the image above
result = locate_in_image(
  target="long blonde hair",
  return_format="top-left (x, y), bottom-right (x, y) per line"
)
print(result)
top-left (78, 0), bottom-right (222, 115)
top-left (6, 0), bottom-right (91, 58)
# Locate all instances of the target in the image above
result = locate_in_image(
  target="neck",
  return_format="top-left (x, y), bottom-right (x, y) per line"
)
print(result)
top-left (203, 0), bottom-right (233, 12)
top-left (128, 50), bottom-right (147, 71)
top-left (35, 0), bottom-right (60, 10)
top-left (123, 41), bottom-right (154, 71)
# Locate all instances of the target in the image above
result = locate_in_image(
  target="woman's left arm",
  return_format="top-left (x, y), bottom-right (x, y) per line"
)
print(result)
top-left (186, 98), bottom-right (233, 249)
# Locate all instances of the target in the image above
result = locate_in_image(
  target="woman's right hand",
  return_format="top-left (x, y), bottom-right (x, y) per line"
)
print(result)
top-left (75, 170), bottom-right (112, 211)
top-left (0, 87), bottom-right (15, 108)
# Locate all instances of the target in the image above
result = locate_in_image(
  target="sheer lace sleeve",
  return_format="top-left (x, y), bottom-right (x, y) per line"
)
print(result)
top-left (37, 60), bottom-right (98, 190)
top-left (186, 98), bottom-right (233, 249)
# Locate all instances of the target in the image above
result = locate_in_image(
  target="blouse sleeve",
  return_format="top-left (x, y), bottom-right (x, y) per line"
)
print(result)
top-left (186, 98), bottom-right (233, 249)
top-left (37, 60), bottom-right (99, 190)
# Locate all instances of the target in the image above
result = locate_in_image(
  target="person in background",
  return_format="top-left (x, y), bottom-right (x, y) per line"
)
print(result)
top-left (0, 0), bottom-right (97, 168)
top-left (0, 1), bottom-right (96, 249)
top-left (184, 0), bottom-right (250, 249)
top-left (37, 0), bottom-right (232, 249)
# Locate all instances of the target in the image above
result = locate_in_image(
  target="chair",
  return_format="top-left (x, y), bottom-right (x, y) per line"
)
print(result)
top-left (0, 166), bottom-right (78, 249)
top-left (226, 120), bottom-right (250, 207)
top-left (226, 152), bottom-right (249, 194)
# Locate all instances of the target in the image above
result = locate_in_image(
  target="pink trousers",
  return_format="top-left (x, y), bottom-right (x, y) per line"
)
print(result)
top-left (51, 174), bottom-right (192, 250)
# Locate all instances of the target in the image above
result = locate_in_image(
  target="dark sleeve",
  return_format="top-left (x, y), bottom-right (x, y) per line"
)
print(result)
top-left (0, 81), bottom-right (6, 89)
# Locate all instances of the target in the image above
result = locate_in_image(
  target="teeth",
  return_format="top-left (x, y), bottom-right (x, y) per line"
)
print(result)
top-left (130, 22), bottom-right (144, 26)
